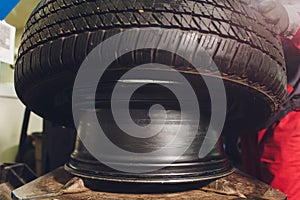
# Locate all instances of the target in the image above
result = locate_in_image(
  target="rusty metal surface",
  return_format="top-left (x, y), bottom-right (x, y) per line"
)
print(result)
top-left (12, 167), bottom-right (287, 200)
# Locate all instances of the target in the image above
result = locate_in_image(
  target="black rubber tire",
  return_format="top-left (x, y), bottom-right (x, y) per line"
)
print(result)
top-left (15, 0), bottom-right (287, 126)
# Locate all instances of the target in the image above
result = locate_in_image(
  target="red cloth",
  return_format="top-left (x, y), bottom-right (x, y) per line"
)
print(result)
top-left (241, 108), bottom-right (300, 199)
top-left (240, 131), bottom-right (260, 178)
top-left (291, 26), bottom-right (300, 50)
top-left (258, 111), bottom-right (300, 200)
top-left (287, 84), bottom-right (294, 93)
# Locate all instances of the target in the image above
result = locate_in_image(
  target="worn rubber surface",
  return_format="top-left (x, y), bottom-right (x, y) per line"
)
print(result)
top-left (15, 0), bottom-right (287, 126)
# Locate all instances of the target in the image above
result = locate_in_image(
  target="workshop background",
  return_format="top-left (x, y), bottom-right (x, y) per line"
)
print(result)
top-left (0, 0), bottom-right (295, 199)
top-left (0, 0), bottom-right (42, 162)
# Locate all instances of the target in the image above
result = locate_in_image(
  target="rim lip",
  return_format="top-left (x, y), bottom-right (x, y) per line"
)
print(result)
top-left (64, 163), bottom-right (234, 184)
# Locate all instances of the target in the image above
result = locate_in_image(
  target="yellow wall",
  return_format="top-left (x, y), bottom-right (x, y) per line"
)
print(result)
top-left (0, 95), bottom-right (43, 162)
top-left (0, 60), bottom-right (43, 162)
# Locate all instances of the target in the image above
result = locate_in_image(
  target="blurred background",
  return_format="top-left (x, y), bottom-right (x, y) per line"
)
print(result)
top-left (0, 0), bottom-right (42, 162)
